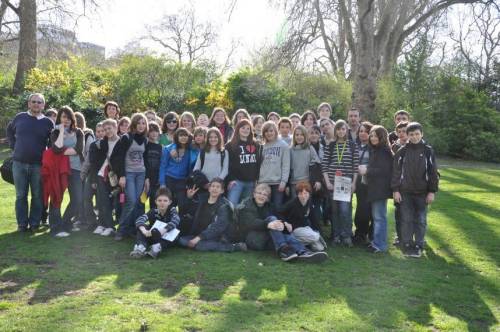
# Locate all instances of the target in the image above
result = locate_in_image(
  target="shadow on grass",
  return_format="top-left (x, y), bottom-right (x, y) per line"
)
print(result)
top-left (0, 227), bottom-right (497, 330)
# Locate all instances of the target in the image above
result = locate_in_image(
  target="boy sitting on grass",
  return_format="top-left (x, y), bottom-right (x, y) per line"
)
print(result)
top-left (130, 187), bottom-right (180, 259)
top-left (391, 122), bottom-right (439, 258)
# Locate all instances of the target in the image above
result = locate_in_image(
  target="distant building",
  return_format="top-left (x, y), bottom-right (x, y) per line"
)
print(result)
top-left (0, 24), bottom-right (105, 65)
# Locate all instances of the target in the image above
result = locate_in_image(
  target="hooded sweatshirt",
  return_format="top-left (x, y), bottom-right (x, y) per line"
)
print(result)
top-left (259, 139), bottom-right (290, 186)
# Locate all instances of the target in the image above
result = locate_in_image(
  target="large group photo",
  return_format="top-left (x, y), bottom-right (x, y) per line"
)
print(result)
top-left (0, 0), bottom-right (499, 331)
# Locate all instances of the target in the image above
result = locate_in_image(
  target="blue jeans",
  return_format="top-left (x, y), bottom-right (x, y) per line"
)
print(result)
top-left (400, 193), bottom-right (428, 247)
top-left (178, 235), bottom-right (236, 252)
top-left (331, 199), bottom-right (353, 239)
top-left (371, 199), bottom-right (388, 251)
top-left (62, 170), bottom-right (83, 225)
top-left (118, 171), bottom-right (145, 235)
top-left (227, 180), bottom-right (254, 205)
top-left (49, 204), bottom-right (70, 234)
top-left (12, 161), bottom-right (43, 228)
top-left (269, 184), bottom-right (285, 206)
top-left (269, 230), bottom-right (306, 253)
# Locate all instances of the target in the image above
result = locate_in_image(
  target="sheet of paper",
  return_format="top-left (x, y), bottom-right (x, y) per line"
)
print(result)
top-left (333, 175), bottom-right (352, 202)
top-left (162, 228), bottom-right (180, 242)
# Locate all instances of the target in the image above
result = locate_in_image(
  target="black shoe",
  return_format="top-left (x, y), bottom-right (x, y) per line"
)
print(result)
top-left (278, 245), bottom-right (298, 262)
top-left (114, 233), bottom-right (124, 241)
top-left (393, 237), bottom-right (400, 247)
top-left (342, 237), bottom-right (353, 248)
top-left (298, 250), bottom-right (328, 263)
top-left (30, 225), bottom-right (41, 233)
top-left (368, 246), bottom-right (384, 254)
top-left (17, 226), bottom-right (30, 233)
top-left (409, 246), bottom-right (422, 258)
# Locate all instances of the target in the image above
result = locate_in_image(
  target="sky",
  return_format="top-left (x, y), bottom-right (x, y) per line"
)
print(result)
top-left (72, 0), bottom-right (286, 66)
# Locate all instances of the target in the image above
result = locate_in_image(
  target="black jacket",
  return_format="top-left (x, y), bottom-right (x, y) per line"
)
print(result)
top-left (182, 195), bottom-right (234, 241)
top-left (366, 145), bottom-right (393, 202)
top-left (235, 197), bottom-right (275, 235)
top-left (50, 128), bottom-right (84, 163)
top-left (391, 140), bottom-right (439, 194)
top-left (276, 197), bottom-right (320, 231)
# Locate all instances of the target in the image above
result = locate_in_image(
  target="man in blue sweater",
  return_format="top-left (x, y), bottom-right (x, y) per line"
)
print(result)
top-left (6, 93), bottom-right (54, 232)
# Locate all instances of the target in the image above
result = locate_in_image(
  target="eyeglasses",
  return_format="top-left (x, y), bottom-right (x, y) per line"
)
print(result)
top-left (30, 100), bottom-right (44, 104)
top-left (166, 120), bottom-right (177, 124)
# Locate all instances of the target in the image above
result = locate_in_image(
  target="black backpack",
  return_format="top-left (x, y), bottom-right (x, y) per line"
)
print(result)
top-left (199, 149), bottom-right (226, 170)
top-left (0, 157), bottom-right (14, 185)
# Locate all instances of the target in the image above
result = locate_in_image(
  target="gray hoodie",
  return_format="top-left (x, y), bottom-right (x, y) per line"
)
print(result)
top-left (258, 139), bottom-right (290, 186)
top-left (290, 145), bottom-right (320, 184)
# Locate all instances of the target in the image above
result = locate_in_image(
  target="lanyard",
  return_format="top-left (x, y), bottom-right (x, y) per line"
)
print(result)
top-left (336, 142), bottom-right (347, 165)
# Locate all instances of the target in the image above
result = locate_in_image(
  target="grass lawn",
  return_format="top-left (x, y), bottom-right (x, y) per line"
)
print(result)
top-left (0, 150), bottom-right (498, 331)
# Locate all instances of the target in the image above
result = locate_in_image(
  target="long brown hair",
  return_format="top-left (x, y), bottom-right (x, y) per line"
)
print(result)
top-left (129, 113), bottom-right (149, 136)
top-left (56, 106), bottom-right (77, 131)
top-left (369, 125), bottom-right (390, 148)
top-left (205, 127), bottom-right (224, 152)
top-left (209, 107), bottom-right (230, 127)
top-left (228, 119), bottom-right (255, 147)
top-left (161, 112), bottom-right (179, 134)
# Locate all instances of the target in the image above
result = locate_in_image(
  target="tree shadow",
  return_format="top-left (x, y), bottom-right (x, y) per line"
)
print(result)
top-left (0, 227), bottom-right (497, 331)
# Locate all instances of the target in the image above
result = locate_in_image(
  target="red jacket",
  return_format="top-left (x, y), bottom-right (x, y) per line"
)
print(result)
top-left (41, 148), bottom-right (70, 209)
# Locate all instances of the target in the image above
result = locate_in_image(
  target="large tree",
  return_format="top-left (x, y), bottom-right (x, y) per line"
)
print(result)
top-left (274, 0), bottom-right (489, 117)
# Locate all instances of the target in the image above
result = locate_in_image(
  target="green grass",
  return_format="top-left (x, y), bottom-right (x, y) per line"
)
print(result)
top-left (0, 154), bottom-right (498, 331)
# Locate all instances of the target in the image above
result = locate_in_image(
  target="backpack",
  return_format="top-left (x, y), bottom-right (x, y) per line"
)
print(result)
top-left (0, 157), bottom-right (14, 185)
top-left (199, 149), bottom-right (226, 170)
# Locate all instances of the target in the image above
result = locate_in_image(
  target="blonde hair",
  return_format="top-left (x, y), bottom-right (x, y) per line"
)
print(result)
top-left (180, 111), bottom-right (196, 132)
top-left (261, 121), bottom-right (278, 143)
top-left (292, 125), bottom-right (309, 148)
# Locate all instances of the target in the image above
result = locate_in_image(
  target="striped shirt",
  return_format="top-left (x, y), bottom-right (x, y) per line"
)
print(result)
top-left (321, 141), bottom-right (359, 181)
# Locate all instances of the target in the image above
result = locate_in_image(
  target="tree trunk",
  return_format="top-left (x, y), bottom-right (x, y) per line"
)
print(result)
top-left (352, 0), bottom-right (377, 119)
top-left (13, 0), bottom-right (37, 95)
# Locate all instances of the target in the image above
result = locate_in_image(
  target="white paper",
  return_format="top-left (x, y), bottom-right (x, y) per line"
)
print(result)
top-left (333, 176), bottom-right (352, 202)
top-left (151, 220), bottom-right (180, 241)
top-left (162, 228), bottom-right (180, 242)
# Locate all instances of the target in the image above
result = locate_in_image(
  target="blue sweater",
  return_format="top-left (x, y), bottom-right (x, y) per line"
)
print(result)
top-left (159, 144), bottom-right (198, 185)
top-left (7, 112), bottom-right (54, 164)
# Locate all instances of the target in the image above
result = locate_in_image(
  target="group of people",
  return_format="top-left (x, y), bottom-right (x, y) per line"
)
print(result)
top-left (6, 93), bottom-right (439, 263)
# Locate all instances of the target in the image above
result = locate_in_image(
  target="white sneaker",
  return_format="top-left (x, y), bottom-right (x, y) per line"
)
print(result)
top-left (147, 243), bottom-right (162, 259)
top-left (55, 231), bottom-right (70, 238)
top-left (130, 244), bottom-right (147, 258)
top-left (93, 226), bottom-right (105, 234)
top-left (100, 228), bottom-right (115, 236)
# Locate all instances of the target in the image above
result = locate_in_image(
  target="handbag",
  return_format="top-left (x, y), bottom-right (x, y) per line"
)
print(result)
top-left (0, 157), bottom-right (14, 185)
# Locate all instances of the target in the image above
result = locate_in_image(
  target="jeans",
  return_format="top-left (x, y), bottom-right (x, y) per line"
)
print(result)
top-left (400, 193), bottom-right (428, 247)
top-left (82, 177), bottom-right (97, 227)
top-left (12, 161), bottom-right (43, 228)
top-left (178, 235), bottom-right (236, 252)
top-left (269, 230), bottom-right (306, 253)
top-left (62, 170), bottom-right (83, 225)
top-left (371, 199), bottom-right (388, 251)
top-left (331, 198), bottom-right (353, 239)
top-left (269, 184), bottom-right (285, 206)
top-left (227, 180), bottom-right (254, 206)
top-left (49, 204), bottom-right (70, 234)
top-left (96, 177), bottom-right (115, 228)
top-left (354, 182), bottom-right (372, 240)
top-left (136, 229), bottom-right (174, 250)
top-left (118, 171), bottom-right (145, 235)
top-left (165, 176), bottom-right (187, 210)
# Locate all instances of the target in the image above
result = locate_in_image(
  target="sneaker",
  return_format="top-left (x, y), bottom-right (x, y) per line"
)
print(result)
top-left (233, 242), bottom-right (248, 252)
top-left (146, 243), bottom-right (162, 259)
top-left (114, 233), bottom-right (124, 241)
top-left (393, 237), bottom-right (400, 247)
top-left (368, 246), bottom-right (384, 254)
top-left (101, 228), bottom-right (115, 237)
top-left (298, 250), bottom-right (328, 263)
top-left (402, 244), bottom-right (415, 257)
top-left (54, 231), bottom-right (70, 238)
top-left (278, 245), bottom-right (298, 262)
top-left (130, 244), bottom-right (147, 258)
top-left (30, 225), bottom-right (41, 233)
top-left (409, 246), bottom-right (422, 258)
top-left (342, 237), bottom-right (353, 248)
top-left (93, 226), bottom-right (105, 234)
